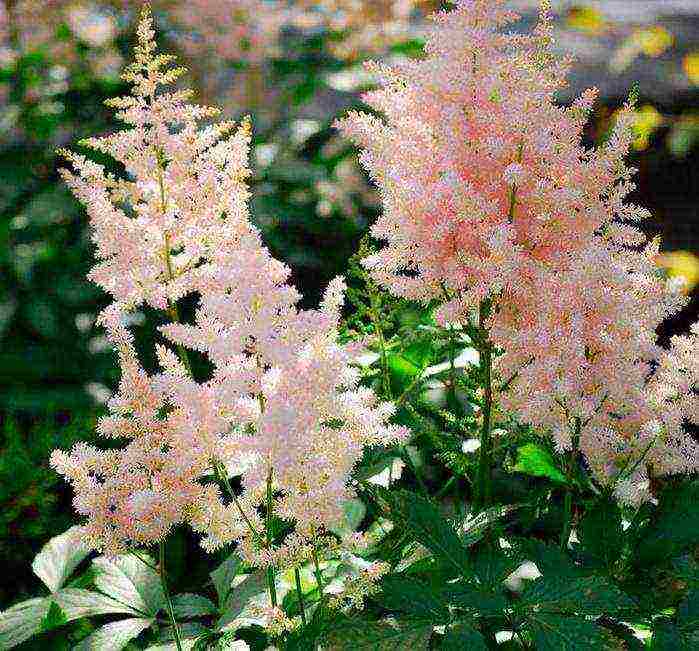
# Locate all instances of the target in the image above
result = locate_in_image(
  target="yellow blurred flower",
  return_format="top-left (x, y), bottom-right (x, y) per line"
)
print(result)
top-left (636, 26), bottom-right (674, 57)
top-left (658, 251), bottom-right (699, 293)
top-left (566, 5), bottom-right (606, 34)
top-left (683, 52), bottom-right (699, 86)
top-left (632, 105), bottom-right (664, 151)
top-left (610, 26), bottom-right (674, 73)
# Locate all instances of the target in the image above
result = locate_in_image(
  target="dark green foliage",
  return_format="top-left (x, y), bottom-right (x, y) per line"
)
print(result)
top-left (441, 622), bottom-right (488, 650)
top-left (0, 413), bottom-right (97, 605)
top-left (578, 497), bottom-right (625, 570)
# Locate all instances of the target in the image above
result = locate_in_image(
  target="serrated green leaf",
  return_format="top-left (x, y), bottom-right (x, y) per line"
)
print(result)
top-left (74, 617), bottom-right (153, 651)
top-left (513, 539), bottom-right (583, 579)
top-left (519, 575), bottom-right (634, 616)
top-left (390, 493), bottom-right (471, 576)
top-left (172, 593), bottom-right (218, 619)
top-left (0, 597), bottom-right (50, 649)
top-left (211, 553), bottom-right (242, 608)
top-left (471, 542), bottom-right (520, 590)
top-left (513, 443), bottom-right (567, 484)
top-left (380, 576), bottom-right (450, 621)
top-left (32, 525), bottom-right (90, 592)
top-left (459, 505), bottom-right (515, 547)
top-left (325, 617), bottom-right (433, 650)
top-left (441, 622), bottom-right (487, 650)
top-left (442, 582), bottom-right (507, 616)
top-left (579, 498), bottom-right (624, 569)
top-left (527, 614), bottom-right (619, 650)
top-left (93, 554), bottom-right (165, 617)
top-left (635, 483), bottom-right (699, 567)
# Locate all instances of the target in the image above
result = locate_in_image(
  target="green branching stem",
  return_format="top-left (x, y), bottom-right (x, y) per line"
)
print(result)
top-left (311, 543), bottom-right (325, 605)
top-left (159, 540), bottom-right (184, 651)
top-left (369, 289), bottom-right (392, 400)
top-left (561, 417), bottom-right (581, 550)
top-left (506, 142), bottom-right (524, 224)
top-left (265, 467), bottom-right (278, 608)
top-left (475, 300), bottom-right (494, 510)
top-left (446, 323), bottom-right (459, 407)
top-left (295, 567), bottom-right (308, 625)
top-left (369, 286), bottom-right (428, 495)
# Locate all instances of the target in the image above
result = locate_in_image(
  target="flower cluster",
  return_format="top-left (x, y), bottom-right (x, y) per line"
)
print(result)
top-left (53, 6), bottom-right (407, 557)
top-left (338, 0), bottom-right (699, 501)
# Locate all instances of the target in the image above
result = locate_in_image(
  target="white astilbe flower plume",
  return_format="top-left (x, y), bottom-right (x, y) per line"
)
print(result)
top-left (53, 6), bottom-right (408, 558)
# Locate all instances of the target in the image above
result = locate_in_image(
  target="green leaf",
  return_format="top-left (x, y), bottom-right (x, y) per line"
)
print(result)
top-left (171, 593), bottom-right (218, 619)
top-left (441, 622), bottom-right (488, 650)
top-left (471, 542), bottom-right (520, 590)
top-left (210, 553), bottom-right (242, 608)
top-left (679, 589), bottom-right (699, 628)
top-left (38, 600), bottom-right (67, 633)
top-left (325, 617), bottom-right (433, 650)
top-left (32, 525), bottom-right (90, 592)
top-left (390, 493), bottom-right (471, 576)
top-left (387, 353), bottom-right (422, 393)
top-left (635, 483), bottom-right (699, 566)
top-left (513, 443), bottom-right (567, 484)
top-left (442, 582), bottom-right (507, 615)
top-left (578, 498), bottom-right (624, 568)
top-left (519, 575), bottom-right (635, 616)
top-left (513, 539), bottom-right (583, 579)
top-left (74, 617), bottom-right (153, 651)
top-left (380, 576), bottom-right (450, 621)
top-left (329, 498), bottom-right (367, 539)
top-left (459, 505), bottom-right (515, 547)
top-left (217, 571), bottom-right (268, 631)
top-left (0, 598), bottom-right (50, 649)
top-left (652, 621), bottom-right (683, 650)
top-left (527, 614), bottom-right (619, 650)
top-left (54, 587), bottom-right (139, 620)
top-left (93, 555), bottom-right (166, 617)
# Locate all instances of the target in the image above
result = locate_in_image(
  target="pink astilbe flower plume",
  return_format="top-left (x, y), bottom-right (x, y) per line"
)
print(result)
top-left (337, 0), bottom-right (699, 501)
top-left (53, 6), bottom-right (407, 558)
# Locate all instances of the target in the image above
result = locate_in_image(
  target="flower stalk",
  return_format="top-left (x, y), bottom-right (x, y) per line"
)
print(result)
top-left (560, 416), bottom-right (581, 550)
top-left (475, 301), bottom-right (494, 510)
top-left (159, 540), bottom-right (184, 651)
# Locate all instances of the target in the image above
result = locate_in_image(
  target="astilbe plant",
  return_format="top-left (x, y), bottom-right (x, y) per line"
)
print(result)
top-left (48, 4), bottom-right (406, 643)
top-left (3, 2), bottom-right (699, 650)
top-left (337, 0), bottom-right (699, 512)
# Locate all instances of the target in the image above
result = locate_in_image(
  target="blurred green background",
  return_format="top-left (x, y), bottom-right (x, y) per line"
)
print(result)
top-left (1, 0), bottom-right (698, 606)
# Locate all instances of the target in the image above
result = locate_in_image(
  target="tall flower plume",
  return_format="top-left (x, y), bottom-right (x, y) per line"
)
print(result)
top-left (337, 0), bottom-right (698, 501)
top-left (53, 6), bottom-right (407, 557)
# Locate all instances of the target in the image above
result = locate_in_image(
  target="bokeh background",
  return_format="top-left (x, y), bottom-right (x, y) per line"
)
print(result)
top-left (1, 0), bottom-right (698, 606)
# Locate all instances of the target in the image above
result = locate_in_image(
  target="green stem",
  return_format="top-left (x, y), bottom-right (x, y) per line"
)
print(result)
top-left (475, 302), bottom-right (494, 511)
top-left (560, 417), bottom-right (581, 550)
top-left (212, 460), bottom-right (262, 544)
top-left (434, 476), bottom-right (457, 500)
top-left (294, 567), bottom-right (308, 626)
top-left (507, 142), bottom-right (524, 223)
top-left (158, 540), bottom-right (183, 651)
top-left (446, 324), bottom-right (458, 405)
top-left (369, 291), bottom-right (392, 400)
top-left (266, 467), bottom-right (277, 608)
top-left (369, 288), bottom-right (429, 495)
top-left (311, 544), bottom-right (325, 605)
